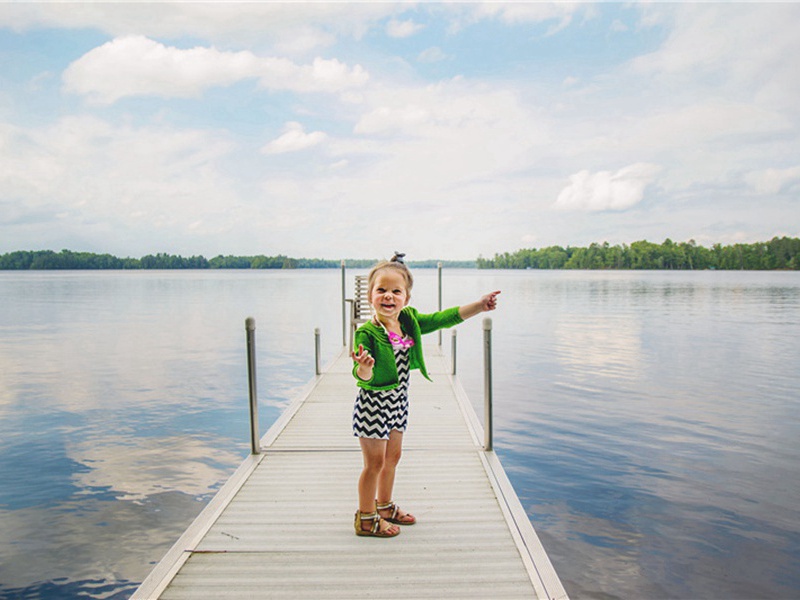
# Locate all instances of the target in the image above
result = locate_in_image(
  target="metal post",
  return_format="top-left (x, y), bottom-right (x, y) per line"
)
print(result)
top-left (483, 318), bottom-right (493, 452)
top-left (314, 327), bottom-right (321, 375)
top-left (438, 261), bottom-right (443, 346)
top-left (451, 329), bottom-right (457, 375)
top-left (245, 317), bottom-right (260, 455)
top-left (341, 260), bottom-right (346, 346)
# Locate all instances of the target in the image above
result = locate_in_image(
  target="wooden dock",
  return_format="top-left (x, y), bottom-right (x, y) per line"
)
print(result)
top-left (132, 345), bottom-right (568, 600)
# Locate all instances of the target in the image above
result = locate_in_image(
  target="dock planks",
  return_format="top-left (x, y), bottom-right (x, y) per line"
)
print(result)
top-left (132, 346), bottom-right (568, 600)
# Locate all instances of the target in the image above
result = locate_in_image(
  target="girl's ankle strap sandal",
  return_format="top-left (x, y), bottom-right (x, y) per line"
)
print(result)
top-left (354, 510), bottom-right (400, 538)
top-left (376, 501), bottom-right (417, 525)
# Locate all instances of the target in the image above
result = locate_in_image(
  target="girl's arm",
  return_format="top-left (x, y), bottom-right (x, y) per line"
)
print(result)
top-left (352, 344), bottom-right (375, 381)
top-left (458, 290), bottom-right (501, 320)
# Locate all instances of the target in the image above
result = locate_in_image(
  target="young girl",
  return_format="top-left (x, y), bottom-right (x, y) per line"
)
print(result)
top-left (351, 253), bottom-right (500, 537)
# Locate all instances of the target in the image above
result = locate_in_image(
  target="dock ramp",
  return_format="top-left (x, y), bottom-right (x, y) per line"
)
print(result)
top-left (132, 346), bottom-right (568, 599)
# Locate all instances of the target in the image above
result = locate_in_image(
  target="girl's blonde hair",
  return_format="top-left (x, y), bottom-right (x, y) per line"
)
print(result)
top-left (367, 252), bottom-right (413, 298)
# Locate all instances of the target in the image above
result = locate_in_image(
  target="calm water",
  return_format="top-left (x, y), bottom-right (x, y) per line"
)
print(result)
top-left (1, 269), bottom-right (798, 599)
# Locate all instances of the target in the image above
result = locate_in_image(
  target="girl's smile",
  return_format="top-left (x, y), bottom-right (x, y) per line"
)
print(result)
top-left (369, 271), bottom-right (409, 322)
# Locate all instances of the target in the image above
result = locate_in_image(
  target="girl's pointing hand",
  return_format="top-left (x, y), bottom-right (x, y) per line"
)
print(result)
top-left (481, 290), bottom-right (501, 312)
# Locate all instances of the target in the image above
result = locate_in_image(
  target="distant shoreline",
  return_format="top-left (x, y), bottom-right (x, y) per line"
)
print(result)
top-left (1, 237), bottom-right (798, 270)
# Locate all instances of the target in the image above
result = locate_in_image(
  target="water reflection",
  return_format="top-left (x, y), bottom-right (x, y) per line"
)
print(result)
top-left (553, 317), bottom-right (643, 383)
top-left (1, 270), bottom-right (799, 599)
top-left (467, 270), bottom-right (800, 599)
top-left (67, 436), bottom-right (244, 502)
top-left (0, 271), bottom-right (346, 598)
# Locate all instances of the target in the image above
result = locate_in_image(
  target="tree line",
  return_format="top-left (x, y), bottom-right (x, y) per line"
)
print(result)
top-left (2, 238), bottom-right (798, 271)
top-left (0, 250), bottom-right (319, 270)
top-left (0, 250), bottom-right (475, 270)
top-left (477, 237), bottom-right (800, 270)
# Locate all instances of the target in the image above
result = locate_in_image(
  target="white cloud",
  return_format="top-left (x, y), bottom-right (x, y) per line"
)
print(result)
top-left (468, 2), bottom-right (581, 25)
top-left (62, 36), bottom-right (252, 103)
top-left (631, 4), bottom-right (800, 111)
top-left (418, 46), bottom-right (450, 64)
top-left (555, 163), bottom-right (662, 212)
top-left (272, 25), bottom-right (337, 56)
top-left (745, 166), bottom-right (800, 195)
top-left (355, 104), bottom-right (431, 135)
top-left (610, 19), bottom-right (628, 33)
top-left (291, 56), bottom-right (369, 93)
top-left (2, 3), bottom-right (798, 258)
top-left (449, 2), bottom-right (588, 35)
top-left (351, 79), bottom-right (548, 146)
top-left (0, 3), bottom-right (399, 48)
top-left (0, 115), bottom-right (239, 243)
top-left (62, 35), bottom-right (368, 104)
top-left (262, 122), bottom-right (328, 155)
top-left (386, 18), bottom-right (424, 38)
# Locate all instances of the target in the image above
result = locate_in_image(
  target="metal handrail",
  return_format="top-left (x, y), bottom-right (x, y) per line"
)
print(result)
top-left (314, 328), bottom-right (321, 375)
top-left (340, 261), bottom-right (346, 346)
top-left (245, 317), bottom-right (260, 455)
top-left (451, 329), bottom-right (457, 375)
top-left (483, 318), bottom-right (493, 451)
top-left (438, 262), bottom-right (443, 346)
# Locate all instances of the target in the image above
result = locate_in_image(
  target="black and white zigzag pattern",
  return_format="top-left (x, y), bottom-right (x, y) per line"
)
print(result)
top-left (352, 346), bottom-right (411, 439)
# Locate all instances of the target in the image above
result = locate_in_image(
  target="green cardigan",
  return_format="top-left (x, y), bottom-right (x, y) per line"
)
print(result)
top-left (353, 306), bottom-right (463, 390)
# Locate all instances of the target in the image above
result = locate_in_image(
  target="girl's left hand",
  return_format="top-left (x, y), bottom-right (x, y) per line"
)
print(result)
top-left (481, 290), bottom-right (501, 311)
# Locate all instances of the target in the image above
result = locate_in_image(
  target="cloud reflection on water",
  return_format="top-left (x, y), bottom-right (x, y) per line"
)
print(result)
top-left (1, 433), bottom-right (245, 593)
top-left (553, 316), bottom-right (643, 384)
top-left (2, 270), bottom-right (799, 600)
top-left (67, 435), bottom-right (243, 502)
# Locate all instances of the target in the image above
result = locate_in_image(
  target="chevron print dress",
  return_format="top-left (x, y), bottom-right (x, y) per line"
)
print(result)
top-left (352, 340), bottom-right (412, 439)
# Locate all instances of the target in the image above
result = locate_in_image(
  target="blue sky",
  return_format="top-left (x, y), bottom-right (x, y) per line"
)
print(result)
top-left (1, 2), bottom-right (798, 261)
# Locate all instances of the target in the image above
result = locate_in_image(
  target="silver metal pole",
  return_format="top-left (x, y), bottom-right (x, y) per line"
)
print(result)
top-left (341, 260), bottom-right (346, 346)
top-left (483, 318), bottom-right (493, 451)
top-left (314, 327), bottom-right (321, 375)
top-left (451, 329), bottom-right (457, 375)
top-left (438, 261), bottom-right (442, 346)
top-left (245, 317), bottom-right (260, 455)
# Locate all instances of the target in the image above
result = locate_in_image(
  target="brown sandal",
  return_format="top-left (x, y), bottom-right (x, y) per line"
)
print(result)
top-left (354, 510), bottom-right (400, 537)
top-left (376, 501), bottom-right (416, 525)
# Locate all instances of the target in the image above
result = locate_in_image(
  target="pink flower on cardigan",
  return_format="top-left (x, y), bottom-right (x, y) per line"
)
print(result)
top-left (388, 330), bottom-right (415, 350)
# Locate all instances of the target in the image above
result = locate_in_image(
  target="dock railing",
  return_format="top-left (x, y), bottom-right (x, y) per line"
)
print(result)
top-left (246, 264), bottom-right (497, 455)
top-left (245, 319), bottom-right (496, 456)
top-left (483, 317), bottom-right (493, 451)
top-left (245, 317), bottom-right (260, 456)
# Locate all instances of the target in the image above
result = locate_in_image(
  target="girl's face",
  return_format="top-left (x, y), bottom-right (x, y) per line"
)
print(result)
top-left (369, 269), bottom-right (409, 321)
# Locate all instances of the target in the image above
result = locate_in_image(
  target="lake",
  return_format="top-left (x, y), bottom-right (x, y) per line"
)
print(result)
top-left (1, 269), bottom-right (798, 599)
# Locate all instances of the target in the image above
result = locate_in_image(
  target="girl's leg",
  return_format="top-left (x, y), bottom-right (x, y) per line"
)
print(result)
top-left (358, 437), bottom-right (399, 534)
top-left (359, 437), bottom-right (386, 512)
top-left (377, 430), bottom-right (414, 522)
top-left (376, 429), bottom-right (403, 503)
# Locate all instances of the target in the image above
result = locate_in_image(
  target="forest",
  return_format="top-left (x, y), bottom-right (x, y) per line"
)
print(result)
top-left (0, 251), bottom-right (473, 270)
top-left (476, 237), bottom-right (800, 270)
top-left (1, 238), bottom-right (798, 270)
top-left (0, 251), bottom-right (341, 270)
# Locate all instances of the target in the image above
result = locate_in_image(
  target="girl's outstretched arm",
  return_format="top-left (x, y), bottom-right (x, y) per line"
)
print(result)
top-left (458, 291), bottom-right (501, 320)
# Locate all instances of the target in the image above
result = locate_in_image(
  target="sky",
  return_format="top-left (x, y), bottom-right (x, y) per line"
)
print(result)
top-left (0, 2), bottom-right (798, 261)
